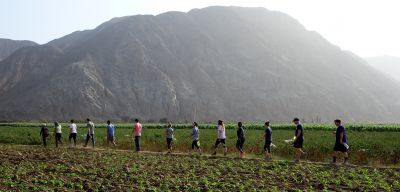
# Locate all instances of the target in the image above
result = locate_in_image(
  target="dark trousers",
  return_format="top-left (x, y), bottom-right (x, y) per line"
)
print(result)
top-left (69, 133), bottom-right (77, 146)
top-left (42, 136), bottom-right (47, 146)
top-left (264, 140), bottom-right (272, 153)
top-left (85, 134), bottom-right (95, 148)
top-left (192, 140), bottom-right (200, 149)
top-left (214, 139), bottom-right (226, 148)
top-left (236, 139), bottom-right (245, 153)
top-left (134, 136), bottom-right (141, 151)
top-left (167, 138), bottom-right (173, 150)
top-left (55, 133), bottom-right (62, 147)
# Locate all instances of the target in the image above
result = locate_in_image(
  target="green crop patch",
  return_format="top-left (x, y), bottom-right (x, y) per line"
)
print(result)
top-left (0, 145), bottom-right (399, 191)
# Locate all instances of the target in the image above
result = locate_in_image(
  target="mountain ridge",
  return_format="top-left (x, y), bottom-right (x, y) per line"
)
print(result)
top-left (0, 38), bottom-right (38, 61)
top-left (0, 6), bottom-right (399, 122)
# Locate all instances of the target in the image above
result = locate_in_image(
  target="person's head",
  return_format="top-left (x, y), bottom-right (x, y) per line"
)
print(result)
top-left (218, 120), bottom-right (223, 126)
top-left (238, 122), bottom-right (243, 128)
top-left (167, 123), bottom-right (172, 128)
top-left (54, 122), bottom-right (59, 126)
top-left (107, 120), bottom-right (111, 125)
top-left (193, 121), bottom-right (198, 127)
top-left (135, 118), bottom-right (139, 123)
top-left (334, 119), bottom-right (341, 127)
top-left (42, 123), bottom-right (47, 127)
top-left (70, 119), bottom-right (74, 123)
top-left (87, 118), bottom-right (90, 122)
top-left (265, 121), bottom-right (270, 127)
top-left (293, 118), bottom-right (300, 125)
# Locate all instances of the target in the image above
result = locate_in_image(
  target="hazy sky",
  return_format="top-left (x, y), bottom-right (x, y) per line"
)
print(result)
top-left (1, 0), bottom-right (399, 57)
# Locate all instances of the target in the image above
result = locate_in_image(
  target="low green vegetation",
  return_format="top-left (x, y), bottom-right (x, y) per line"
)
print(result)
top-left (1, 123), bottom-right (399, 165)
top-left (1, 145), bottom-right (399, 191)
top-left (1, 122), bottom-right (400, 131)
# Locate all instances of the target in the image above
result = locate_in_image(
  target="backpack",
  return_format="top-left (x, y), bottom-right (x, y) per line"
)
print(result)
top-left (43, 127), bottom-right (49, 137)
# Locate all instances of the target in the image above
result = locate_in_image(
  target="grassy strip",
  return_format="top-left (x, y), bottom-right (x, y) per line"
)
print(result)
top-left (1, 122), bottom-right (400, 131)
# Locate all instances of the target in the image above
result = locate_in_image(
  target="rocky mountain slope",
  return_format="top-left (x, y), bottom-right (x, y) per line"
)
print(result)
top-left (0, 6), bottom-right (399, 122)
top-left (0, 38), bottom-right (37, 61)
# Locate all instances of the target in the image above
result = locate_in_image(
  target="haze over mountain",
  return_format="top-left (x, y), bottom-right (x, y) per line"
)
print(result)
top-left (0, 38), bottom-right (37, 61)
top-left (365, 56), bottom-right (400, 82)
top-left (0, 6), bottom-right (399, 122)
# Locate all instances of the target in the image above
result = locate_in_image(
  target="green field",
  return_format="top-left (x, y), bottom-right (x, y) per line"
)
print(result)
top-left (1, 145), bottom-right (399, 191)
top-left (1, 123), bottom-right (400, 191)
top-left (1, 123), bottom-right (400, 165)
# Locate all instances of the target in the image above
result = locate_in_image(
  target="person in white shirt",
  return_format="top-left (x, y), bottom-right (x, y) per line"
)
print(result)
top-left (211, 120), bottom-right (227, 156)
top-left (54, 121), bottom-right (62, 147)
top-left (69, 119), bottom-right (78, 147)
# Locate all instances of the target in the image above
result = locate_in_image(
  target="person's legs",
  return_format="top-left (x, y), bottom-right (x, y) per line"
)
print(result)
top-left (332, 150), bottom-right (338, 163)
top-left (343, 152), bottom-right (349, 164)
top-left (69, 134), bottom-right (72, 145)
top-left (238, 139), bottom-right (244, 158)
top-left (212, 139), bottom-right (221, 155)
top-left (73, 133), bottom-right (76, 146)
top-left (222, 139), bottom-right (227, 156)
top-left (55, 134), bottom-right (59, 147)
top-left (112, 137), bottom-right (116, 147)
top-left (167, 138), bottom-right (173, 152)
top-left (265, 141), bottom-right (272, 160)
top-left (135, 136), bottom-right (141, 152)
top-left (192, 140), bottom-right (196, 150)
top-left (166, 138), bottom-right (170, 151)
top-left (84, 134), bottom-right (90, 147)
top-left (84, 134), bottom-right (89, 147)
top-left (90, 134), bottom-right (95, 148)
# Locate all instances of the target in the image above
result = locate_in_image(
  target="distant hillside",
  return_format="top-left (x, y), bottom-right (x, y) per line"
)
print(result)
top-left (365, 56), bottom-right (400, 82)
top-left (0, 38), bottom-right (37, 61)
top-left (0, 6), bottom-right (400, 122)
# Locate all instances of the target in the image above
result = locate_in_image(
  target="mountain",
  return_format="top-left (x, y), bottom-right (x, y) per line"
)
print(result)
top-left (0, 6), bottom-right (400, 122)
top-left (365, 55), bottom-right (400, 82)
top-left (0, 38), bottom-right (38, 61)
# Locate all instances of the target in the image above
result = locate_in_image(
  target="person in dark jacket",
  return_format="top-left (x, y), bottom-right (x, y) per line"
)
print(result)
top-left (264, 121), bottom-right (273, 161)
top-left (39, 123), bottom-right (49, 147)
top-left (293, 118), bottom-right (305, 162)
top-left (332, 119), bottom-right (349, 165)
top-left (236, 122), bottom-right (245, 158)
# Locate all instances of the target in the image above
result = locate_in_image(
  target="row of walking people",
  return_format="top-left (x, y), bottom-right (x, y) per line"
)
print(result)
top-left (39, 118), bottom-right (349, 164)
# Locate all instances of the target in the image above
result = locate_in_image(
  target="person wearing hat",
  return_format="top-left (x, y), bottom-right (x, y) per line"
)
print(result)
top-left (293, 118), bottom-right (305, 162)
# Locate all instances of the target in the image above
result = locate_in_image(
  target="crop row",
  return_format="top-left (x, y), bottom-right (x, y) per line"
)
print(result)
top-left (0, 145), bottom-right (399, 191)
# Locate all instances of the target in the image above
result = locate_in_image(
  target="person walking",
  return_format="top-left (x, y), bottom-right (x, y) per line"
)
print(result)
top-left (293, 118), bottom-right (305, 162)
top-left (132, 119), bottom-right (142, 152)
top-left (236, 122), bottom-right (245, 158)
top-left (190, 122), bottom-right (201, 153)
top-left (212, 120), bottom-right (227, 156)
top-left (39, 123), bottom-right (49, 147)
top-left (106, 120), bottom-right (116, 147)
top-left (264, 121), bottom-right (273, 161)
top-left (69, 120), bottom-right (78, 147)
top-left (166, 123), bottom-right (174, 154)
top-left (332, 119), bottom-right (349, 165)
top-left (84, 118), bottom-right (95, 148)
top-left (54, 122), bottom-right (62, 147)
